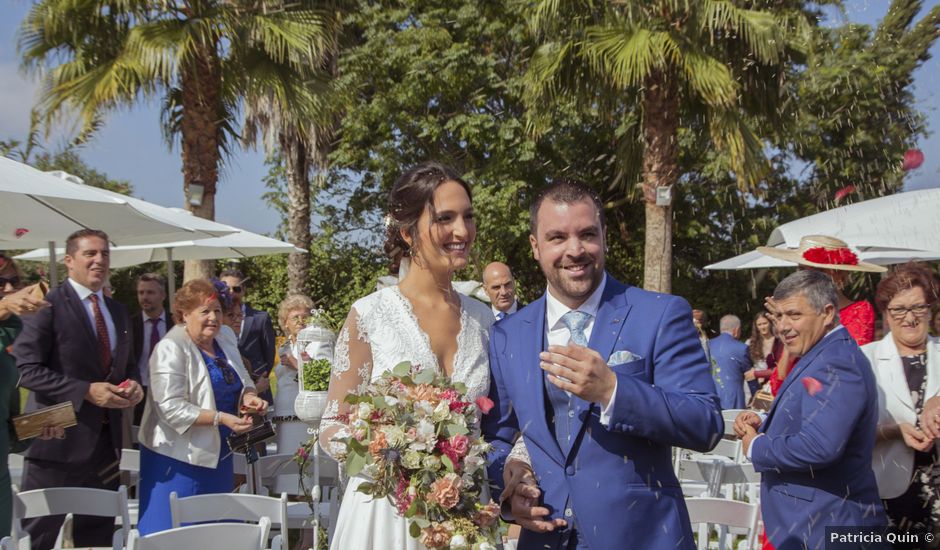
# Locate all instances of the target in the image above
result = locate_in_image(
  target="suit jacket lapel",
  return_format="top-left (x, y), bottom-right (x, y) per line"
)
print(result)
top-left (62, 281), bottom-right (98, 346)
top-left (520, 296), bottom-right (566, 466)
top-left (764, 327), bottom-right (843, 426)
top-left (877, 336), bottom-right (915, 411)
top-left (239, 307), bottom-right (253, 346)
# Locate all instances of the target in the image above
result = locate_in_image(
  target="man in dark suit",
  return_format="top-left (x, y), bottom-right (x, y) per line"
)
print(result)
top-left (708, 314), bottom-right (752, 409)
top-left (13, 229), bottom-right (143, 550)
top-left (130, 272), bottom-right (174, 425)
top-left (736, 270), bottom-right (887, 550)
top-left (484, 178), bottom-right (723, 549)
top-left (219, 269), bottom-right (275, 403)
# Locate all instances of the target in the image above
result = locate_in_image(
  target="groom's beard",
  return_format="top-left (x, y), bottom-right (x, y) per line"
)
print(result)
top-left (545, 252), bottom-right (603, 302)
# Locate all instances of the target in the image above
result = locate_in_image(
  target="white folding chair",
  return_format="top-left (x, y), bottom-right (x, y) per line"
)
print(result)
top-left (119, 448), bottom-right (141, 526)
top-left (126, 517), bottom-right (271, 550)
top-left (7, 454), bottom-right (23, 490)
top-left (0, 536), bottom-right (15, 550)
top-left (685, 497), bottom-right (759, 550)
top-left (11, 485), bottom-right (131, 550)
top-left (169, 491), bottom-right (288, 550)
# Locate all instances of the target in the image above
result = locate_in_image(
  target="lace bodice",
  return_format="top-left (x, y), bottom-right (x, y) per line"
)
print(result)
top-left (319, 286), bottom-right (493, 459)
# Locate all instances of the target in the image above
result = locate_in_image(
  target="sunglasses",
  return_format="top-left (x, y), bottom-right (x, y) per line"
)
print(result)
top-left (219, 363), bottom-right (236, 385)
top-left (229, 285), bottom-right (243, 293)
top-left (0, 275), bottom-right (21, 288)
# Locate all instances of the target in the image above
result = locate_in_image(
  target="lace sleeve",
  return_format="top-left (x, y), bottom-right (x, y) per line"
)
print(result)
top-left (507, 435), bottom-right (531, 465)
top-left (319, 307), bottom-right (373, 460)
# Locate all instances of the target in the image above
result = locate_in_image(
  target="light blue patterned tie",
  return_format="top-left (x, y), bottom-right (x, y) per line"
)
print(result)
top-left (561, 310), bottom-right (591, 346)
top-left (495, 311), bottom-right (505, 321)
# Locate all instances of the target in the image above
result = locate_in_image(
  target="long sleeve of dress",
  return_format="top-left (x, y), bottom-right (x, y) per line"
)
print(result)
top-left (319, 307), bottom-right (373, 461)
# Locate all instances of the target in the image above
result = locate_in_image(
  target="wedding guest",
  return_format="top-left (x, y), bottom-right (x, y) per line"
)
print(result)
top-left (866, 263), bottom-right (940, 538)
top-left (13, 229), bottom-right (143, 549)
top-left (747, 313), bottom-right (782, 393)
top-left (735, 270), bottom-right (886, 550)
top-left (708, 315), bottom-right (752, 410)
top-left (274, 294), bottom-right (318, 454)
top-left (136, 278), bottom-right (266, 535)
top-left (483, 262), bottom-right (518, 320)
top-left (131, 273), bottom-right (174, 425)
top-left (219, 270), bottom-right (275, 405)
top-left (0, 254), bottom-right (57, 540)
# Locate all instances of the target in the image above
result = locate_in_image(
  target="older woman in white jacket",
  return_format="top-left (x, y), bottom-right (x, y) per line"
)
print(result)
top-left (137, 279), bottom-right (268, 535)
top-left (864, 263), bottom-right (940, 536)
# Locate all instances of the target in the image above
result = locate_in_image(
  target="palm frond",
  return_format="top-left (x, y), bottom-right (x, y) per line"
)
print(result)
top-left (698, 1), bottom-right (786, 64)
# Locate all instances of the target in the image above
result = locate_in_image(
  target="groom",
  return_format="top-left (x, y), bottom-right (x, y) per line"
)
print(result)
top-left (483, 178), bottom-right (723, 550)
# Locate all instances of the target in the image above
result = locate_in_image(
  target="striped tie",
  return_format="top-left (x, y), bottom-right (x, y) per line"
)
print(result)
top-left (89, 294), bottom-right (112, 376)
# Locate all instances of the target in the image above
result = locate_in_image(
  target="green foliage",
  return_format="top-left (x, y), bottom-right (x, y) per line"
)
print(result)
top-left (301, 358), bottom-right (332, 392)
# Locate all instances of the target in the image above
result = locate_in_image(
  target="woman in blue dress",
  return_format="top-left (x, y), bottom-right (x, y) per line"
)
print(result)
top-left (136, 278), bottom-right (268, 535)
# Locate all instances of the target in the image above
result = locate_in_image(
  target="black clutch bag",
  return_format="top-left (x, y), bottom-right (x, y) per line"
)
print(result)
top-left (227, 420), bottom-right (277, 455)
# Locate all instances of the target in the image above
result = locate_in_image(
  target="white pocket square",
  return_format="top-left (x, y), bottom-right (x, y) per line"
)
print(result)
top-left (608, 350), bottom-right (642, 365)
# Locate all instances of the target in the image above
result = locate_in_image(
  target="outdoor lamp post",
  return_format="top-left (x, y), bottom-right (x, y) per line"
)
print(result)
top-left (188, 182), bottom-right (205, 207)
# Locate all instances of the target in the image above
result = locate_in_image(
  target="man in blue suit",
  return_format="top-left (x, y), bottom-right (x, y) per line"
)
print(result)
top-left (736, 270), bottom-right (887, 550)
top-left (483, 178), bottom-right (723, 550)
top-left (708, 314), bottom-right (752, 409)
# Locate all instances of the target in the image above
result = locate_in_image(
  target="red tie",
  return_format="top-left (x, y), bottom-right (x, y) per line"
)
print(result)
top-left (89, 294), bottom-right (112, 376)
top-left (148, 317), bottom-right (161, 358)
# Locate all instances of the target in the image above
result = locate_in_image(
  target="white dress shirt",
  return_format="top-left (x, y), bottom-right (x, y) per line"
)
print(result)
top-left (67, 278), bottom-right (116, 352)
top-left (137, 311), bottom-right (168, 387)
top-left (491, 301), bottom-right (518, 320)
top-left (543, 273), bottom-right (617, 424)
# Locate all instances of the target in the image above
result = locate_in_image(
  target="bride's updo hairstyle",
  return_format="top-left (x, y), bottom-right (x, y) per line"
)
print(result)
top-left (383, 161), bottom-right (471, 274)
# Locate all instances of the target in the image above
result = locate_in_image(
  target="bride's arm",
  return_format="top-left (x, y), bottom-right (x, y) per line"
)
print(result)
top-left (318, 307), bottom-right (373, 460)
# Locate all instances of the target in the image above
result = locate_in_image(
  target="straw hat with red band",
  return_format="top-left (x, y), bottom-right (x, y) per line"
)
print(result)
top-left (756, 235), bottom-right (887, 273)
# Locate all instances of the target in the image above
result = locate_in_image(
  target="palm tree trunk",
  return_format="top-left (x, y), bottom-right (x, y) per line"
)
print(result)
top-left (180, 42), bottom-right (223, 282)
top-left (641, 69), bottom-right (679, 293)
top-left (283, 134), bottom-right (311, 295)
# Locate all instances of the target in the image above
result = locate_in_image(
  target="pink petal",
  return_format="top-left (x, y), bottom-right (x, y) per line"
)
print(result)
top-left (902, 149), bottom-right (925, 171)
top-left (802, 376), bottom-right (823, 396)
top-left (475, 396), bottom-right (495, 414)
top-left (14, 228), bottom-right (28, 237)
top-left (833, 184), bottom-right (856, 203)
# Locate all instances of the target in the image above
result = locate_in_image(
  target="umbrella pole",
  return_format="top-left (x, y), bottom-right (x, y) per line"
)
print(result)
top-left (166, 248), bottom-right (175, 304)
top-left (48, 241), bottom-right (58, 288)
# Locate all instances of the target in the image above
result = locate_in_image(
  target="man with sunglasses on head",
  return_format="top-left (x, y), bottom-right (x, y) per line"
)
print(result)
top-left (219, 270), bottom-right (275, 407)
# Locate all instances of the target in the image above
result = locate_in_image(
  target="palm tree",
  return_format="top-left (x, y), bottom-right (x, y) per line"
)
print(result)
top-left (243, 7), bottom-right (343, 296)
top-left (525, 0), bottom-right (807, 292)
top-left (19, 0), bottom-right (338, 280)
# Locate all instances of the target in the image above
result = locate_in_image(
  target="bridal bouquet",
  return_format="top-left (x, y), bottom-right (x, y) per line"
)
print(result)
top-left (332, 361), bottom-right (500, 550)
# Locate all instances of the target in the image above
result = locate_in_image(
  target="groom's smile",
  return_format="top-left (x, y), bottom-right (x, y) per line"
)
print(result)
top-left (530, 198), bottom-right (605, 310)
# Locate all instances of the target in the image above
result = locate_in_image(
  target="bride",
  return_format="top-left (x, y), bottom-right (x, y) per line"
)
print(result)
top-left (319, 161), bottom-right (494, 549)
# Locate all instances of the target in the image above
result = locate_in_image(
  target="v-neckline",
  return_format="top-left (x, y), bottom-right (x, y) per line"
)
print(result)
top-left (391, 286), bottom-right (466, 378)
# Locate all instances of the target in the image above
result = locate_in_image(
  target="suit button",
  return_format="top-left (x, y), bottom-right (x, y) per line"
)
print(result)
top-left (567, 409), bottom-right (575, 418)
top-left (565, 465), bottom-right (575, 476)
top-left (564, 508), bottom-right (573, 518)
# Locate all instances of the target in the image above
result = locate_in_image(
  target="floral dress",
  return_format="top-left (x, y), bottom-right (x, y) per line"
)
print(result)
top-left (319, 287), bottom-right (493, 550)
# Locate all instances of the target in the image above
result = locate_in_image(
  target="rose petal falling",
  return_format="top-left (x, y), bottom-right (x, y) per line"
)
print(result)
top-left (802, 376), bottom-right (823, 396)
top-left (902, 149), bottom-right (924, 171)
top-left (833, 184), bottom-right (856, 203)
top-left (14, 228), bottom-right (28, 238)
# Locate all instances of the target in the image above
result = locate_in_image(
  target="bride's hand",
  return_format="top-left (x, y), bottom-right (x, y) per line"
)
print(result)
top-left (501, 460), bottom-right (566, 533)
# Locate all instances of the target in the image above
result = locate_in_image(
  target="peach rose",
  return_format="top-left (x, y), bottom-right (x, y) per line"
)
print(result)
top-left (368, 430), bottom-right (388, 457)
top-left (419, 523), bottom-right (452, 549)
top-left (428, 472), bottom-right (462, 510)
top-left (476, 501), bottom-right (500, 527)
top-left (410, 383), bottom-right (439, 404)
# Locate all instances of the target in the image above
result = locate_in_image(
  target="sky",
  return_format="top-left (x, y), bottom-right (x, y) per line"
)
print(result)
top-left (1, 0), bottom-right (938, 237)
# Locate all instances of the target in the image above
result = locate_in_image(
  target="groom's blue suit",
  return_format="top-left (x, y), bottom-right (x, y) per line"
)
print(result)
top-left (484, 275), bottom-right (723, 550)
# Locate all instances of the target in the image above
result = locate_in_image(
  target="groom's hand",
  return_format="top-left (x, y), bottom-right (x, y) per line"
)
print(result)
top-left (540, 345), bottom-right (616, 406)
top-left (501, 461), bottom-right (567, 533)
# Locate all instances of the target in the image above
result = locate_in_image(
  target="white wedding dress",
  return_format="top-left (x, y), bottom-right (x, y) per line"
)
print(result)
top-left (319, 286), bottom-right (494, 550)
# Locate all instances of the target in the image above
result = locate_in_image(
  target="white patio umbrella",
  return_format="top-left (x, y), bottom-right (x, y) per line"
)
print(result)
top-left (0, 157), bottom-right (237, 284)
top-left (706, 188), bottom-right (940, 271)
top-left (705, 247), bottom-right (940, 270)
top-left (16, 230), bottom-right (303, 301)
top-left (764, 188), bottom-right (940, 251)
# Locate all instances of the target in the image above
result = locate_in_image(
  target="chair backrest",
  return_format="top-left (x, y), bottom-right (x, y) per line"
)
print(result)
top-left (120, 449), bottom-right (141, 473)
top-left (685, 497), bottom-right (759, 550)
top-left (12, 486), bottom-right (130, 549)
top-left (0, 536), bottom-right (13, 550)
top-left (126, 517), bottom-right (271, 550)
top-left (169, 492), bottom-right (288, 548)
top-left (706, 438), bottom-right (742, 462)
